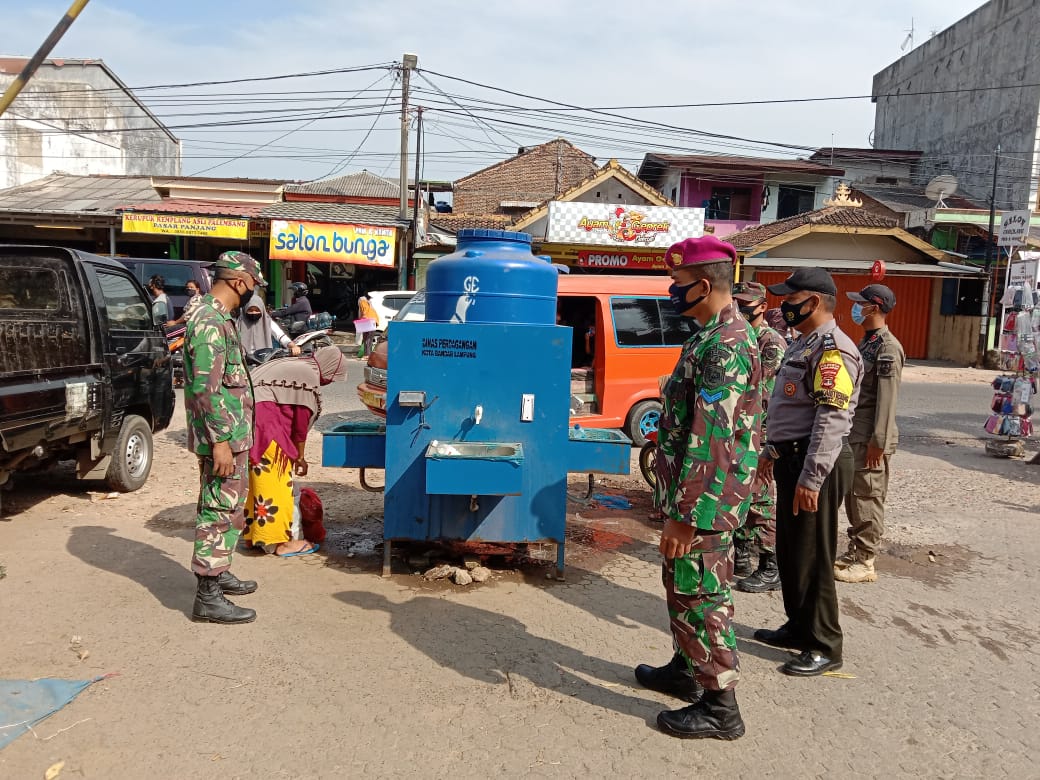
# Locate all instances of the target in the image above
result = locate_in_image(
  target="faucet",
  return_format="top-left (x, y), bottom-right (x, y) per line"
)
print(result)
top-left (473, 405), bottom-right (483, 425)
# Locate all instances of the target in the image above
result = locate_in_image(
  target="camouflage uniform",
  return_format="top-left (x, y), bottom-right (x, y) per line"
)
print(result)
top-left (184, 262), bottom-right (259, 577)
top-left (736, 321), bottom-right (786, 553)
top-left (654, 301), bottom-right (762, 691)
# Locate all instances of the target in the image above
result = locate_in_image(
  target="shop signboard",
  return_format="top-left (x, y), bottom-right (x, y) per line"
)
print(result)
top-left (269, 220), bottom-right (397, 267)
top-left (998, 209), bottom-right (1031, 248)
top-left (1008, 252), bottom-right (1039, 286)
top-left (546, 202), bottom-right (704, 248)
top-left (121, 212), bottom-right (249, 239)
top-left (575, 250), bottom-right (668, 271)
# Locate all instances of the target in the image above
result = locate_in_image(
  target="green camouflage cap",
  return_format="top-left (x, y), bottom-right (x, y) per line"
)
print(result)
top-left (215, 251), bottom-right (266, 286)
top-left (732, 281), bottom-right (767, 302)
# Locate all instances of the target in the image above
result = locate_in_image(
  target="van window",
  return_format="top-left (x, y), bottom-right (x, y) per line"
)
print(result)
top-left (0, 267), bottom-right (60, 310)
top-left (97, 271), bottom-right (152, 330)
top-left (137, 262), bottom-right (196, 296)
top-left (611, 297), bottom-right (694, 347)
top-left (382, 294), bottom-right (413, 313)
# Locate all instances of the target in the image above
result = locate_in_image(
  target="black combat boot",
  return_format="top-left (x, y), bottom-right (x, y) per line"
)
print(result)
top-left (657, 688), bottom-right (745, 740)
top-left (733, 538), bottom-right (753, 577)
top-left (192, 575), bottom-right (257, 624)
top-left (634, 653), bottom-right (702, 703)
top-left (736, 553), bottom-right (780, 593)
top-left (217, 570), bottom-right (257, 595)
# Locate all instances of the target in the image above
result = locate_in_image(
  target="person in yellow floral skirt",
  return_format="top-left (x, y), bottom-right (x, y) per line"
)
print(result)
top-left (242, 346), bottom-right (348, 556)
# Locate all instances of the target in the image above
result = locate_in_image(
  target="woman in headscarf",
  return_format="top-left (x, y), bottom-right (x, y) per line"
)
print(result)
top-left (237, 290), bottom-right (301, 357)
top-left (241, 346), bottom-right (349, 556)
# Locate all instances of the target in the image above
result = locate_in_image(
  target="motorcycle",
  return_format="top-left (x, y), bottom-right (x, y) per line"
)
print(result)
top-left (247, 329), bottom-right (337, 367)
top-left (638, 428), bottom-right (658, 489)
top-left (164, 323), bottom-right (187, 387)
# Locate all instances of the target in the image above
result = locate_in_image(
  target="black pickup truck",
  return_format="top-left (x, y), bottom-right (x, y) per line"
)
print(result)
top-left (0, 246), bottom-right (175, 515)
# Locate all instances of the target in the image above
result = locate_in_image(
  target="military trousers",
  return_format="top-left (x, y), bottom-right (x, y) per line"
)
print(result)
top-left (844, 441), bottom-right (891, 557)
top-left (662, 533), bottom-right (740, 691)
top-left (774, 439), bottom-right (853, 660)
top-left (735, 471), bottom-right (776, 554)
top-left (191, 450), bottom-right (249, 577)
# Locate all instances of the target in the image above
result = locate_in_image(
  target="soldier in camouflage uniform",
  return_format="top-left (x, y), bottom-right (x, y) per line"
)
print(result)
top-left (184, 251), bottom-right (266, 625)
top-left (732, 282), bottom-right (787, 593)
top-left (634, 235), bottom-right (762, 741)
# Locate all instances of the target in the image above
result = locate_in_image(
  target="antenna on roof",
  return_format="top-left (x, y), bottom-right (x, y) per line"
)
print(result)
top-left (925, 174), bottom-right (958, 208)
top-left (900, 18), bottom-right (915, 52)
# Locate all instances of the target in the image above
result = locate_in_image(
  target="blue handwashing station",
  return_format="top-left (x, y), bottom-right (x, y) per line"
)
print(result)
top-left (322, 229), bottom-right (631, 577)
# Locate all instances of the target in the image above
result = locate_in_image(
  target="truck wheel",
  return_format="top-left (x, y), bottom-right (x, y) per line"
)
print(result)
top-left (105, 415), bottom-right (153, 492)
top-left (626, 400), bottom-right (662, 448)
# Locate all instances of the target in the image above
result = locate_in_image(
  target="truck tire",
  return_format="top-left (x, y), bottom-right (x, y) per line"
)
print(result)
top-left (626, 400), bottom-right (662, 448)
top-left (105, 415), bottom-right (153, 492)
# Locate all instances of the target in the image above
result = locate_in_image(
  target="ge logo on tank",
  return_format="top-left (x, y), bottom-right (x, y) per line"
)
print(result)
top-left (463, 275), bottom-right (480, 294)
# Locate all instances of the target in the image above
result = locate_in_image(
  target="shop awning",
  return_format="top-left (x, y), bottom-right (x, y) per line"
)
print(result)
top-left (741, 257), bottom-right (984, 277)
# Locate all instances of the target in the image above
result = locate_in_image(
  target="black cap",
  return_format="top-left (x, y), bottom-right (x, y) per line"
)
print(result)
top-left (766, 267), bottom-right (837, 297)
top-left (847, 284), bottom-right (896, 313)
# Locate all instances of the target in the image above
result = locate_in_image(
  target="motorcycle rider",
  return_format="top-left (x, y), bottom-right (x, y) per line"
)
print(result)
top-left (272, 282), bottom-right (313, 334)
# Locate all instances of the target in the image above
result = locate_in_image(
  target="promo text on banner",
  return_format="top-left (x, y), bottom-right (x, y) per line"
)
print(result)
top-left (269, 220), bottom-right (397, 267)
top-left (121, 212), bottom-right (250, 239)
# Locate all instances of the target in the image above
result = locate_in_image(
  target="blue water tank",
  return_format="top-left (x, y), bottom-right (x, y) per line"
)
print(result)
top-left (425, 229), bottom-right (557, 325)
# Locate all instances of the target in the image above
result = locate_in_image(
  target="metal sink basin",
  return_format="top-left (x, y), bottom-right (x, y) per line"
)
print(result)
top-left (427, 441), bottom-right (523, 460)
top-left (425, 441), bottom-right (524, 496)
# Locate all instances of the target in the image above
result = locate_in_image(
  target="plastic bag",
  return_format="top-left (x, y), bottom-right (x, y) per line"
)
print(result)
top-left (299, 487), bottom-right (326, 544)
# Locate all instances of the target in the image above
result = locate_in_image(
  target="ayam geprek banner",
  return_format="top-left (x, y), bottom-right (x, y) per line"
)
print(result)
top-left (269, 220), bottom-right (397, 267)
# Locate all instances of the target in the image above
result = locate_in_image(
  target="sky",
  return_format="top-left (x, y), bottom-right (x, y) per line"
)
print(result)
top-left (0, 0), bottom-right (987, 185)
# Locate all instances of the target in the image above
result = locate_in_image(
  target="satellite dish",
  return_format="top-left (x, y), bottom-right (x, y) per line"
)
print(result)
top-left (925, 175), bottom-right (959, 208)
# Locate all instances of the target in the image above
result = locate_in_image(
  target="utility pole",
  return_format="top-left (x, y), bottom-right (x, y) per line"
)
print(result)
top-left (978, 144), bottom-right (1000, 362)
top-left (410, 106), bottom-right (423, 289)
top-left (0, 0), bottom-right (92, 118)
top-left (397, 54), bottom-right (417, 290)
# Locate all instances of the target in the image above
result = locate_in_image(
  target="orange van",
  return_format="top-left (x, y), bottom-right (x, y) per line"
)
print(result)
top-left (357, 274), bottom-right (691, 445)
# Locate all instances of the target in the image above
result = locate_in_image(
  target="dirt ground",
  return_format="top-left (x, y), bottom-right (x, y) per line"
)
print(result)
top-left (1, 365), bottom-right (1038, 778)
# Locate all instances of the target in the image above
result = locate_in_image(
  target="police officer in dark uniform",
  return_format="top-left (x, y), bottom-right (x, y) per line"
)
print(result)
top-left (753, 268), bottom-right (863, 676)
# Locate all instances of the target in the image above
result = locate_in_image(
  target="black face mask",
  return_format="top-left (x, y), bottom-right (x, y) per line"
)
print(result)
top-left (245, 311), bottom-right (263, 323)
top-left (668, 279), bottom-right (707, 317)
top-left (738, 304), bottom-right (761, 320)
top-left (780, 296), bottom-right (818, 327)
top-left (235, 284), bottom-right (253, 311)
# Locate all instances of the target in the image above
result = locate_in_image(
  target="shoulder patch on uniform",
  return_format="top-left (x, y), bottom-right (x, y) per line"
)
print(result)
top-left (877, 354), bottom-right (897, 377)
top-left (701, 344), bottom-right (732, 389)
top-left (813, 340), bottom-right (853, 409)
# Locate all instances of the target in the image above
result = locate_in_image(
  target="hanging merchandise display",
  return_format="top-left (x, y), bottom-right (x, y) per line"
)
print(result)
top-left (986, 256), bottom-right (1039, 457)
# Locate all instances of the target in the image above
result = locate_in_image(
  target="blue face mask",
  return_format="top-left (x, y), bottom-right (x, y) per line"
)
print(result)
top-left (851, 303), bottom-right (867, 325)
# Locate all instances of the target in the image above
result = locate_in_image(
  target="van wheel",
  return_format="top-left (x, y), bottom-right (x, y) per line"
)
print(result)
top-left (626, 401), bottom-right (662, 448)
top-left (105, 415), bottom-right (153, 492)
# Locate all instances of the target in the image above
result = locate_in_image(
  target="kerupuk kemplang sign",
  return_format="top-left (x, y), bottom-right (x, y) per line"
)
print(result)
top-left (545, 202), bottom-right (705, 248)
top-left (268, 220), bottom-right (397, 267)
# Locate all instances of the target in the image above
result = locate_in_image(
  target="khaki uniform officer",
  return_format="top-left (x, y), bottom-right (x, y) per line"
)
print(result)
top-left (836, 284), bottom-right (904, 584)
top-left (753, 268), bottom-right (862, 677)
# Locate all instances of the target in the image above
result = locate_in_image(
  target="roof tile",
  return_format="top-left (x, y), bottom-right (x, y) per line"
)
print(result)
top-left (726, 207), bottom-right (899, 249)
top-left (284, 170), bottom-right (400, 198)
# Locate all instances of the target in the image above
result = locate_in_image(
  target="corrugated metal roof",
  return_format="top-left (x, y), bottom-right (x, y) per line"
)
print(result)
top-left (641, 153), bottom-right (845, 178)
top-left (0, 173), bottom-right (161, 215)
top-left (120, 198), bottom-right (269, 218)
top-left (284, 170), bottom-right (400, 198)
top-left (260, 201), bottom-right (407, 227)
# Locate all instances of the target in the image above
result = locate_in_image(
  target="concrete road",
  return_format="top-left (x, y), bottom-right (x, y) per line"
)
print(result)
top-left (0, 362), bottom-right (1037, 777)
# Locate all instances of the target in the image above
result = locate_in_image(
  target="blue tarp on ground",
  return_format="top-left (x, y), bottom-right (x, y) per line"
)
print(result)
top-left (0, 677), bottom-right (105, 750)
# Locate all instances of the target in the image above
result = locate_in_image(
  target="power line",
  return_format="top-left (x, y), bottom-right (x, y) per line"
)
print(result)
top-left (190, 72), bottom-right (394, 176)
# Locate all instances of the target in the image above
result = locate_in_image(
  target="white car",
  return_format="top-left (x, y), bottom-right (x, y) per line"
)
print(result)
top-left (367, 290), bottom-right (419, 332)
